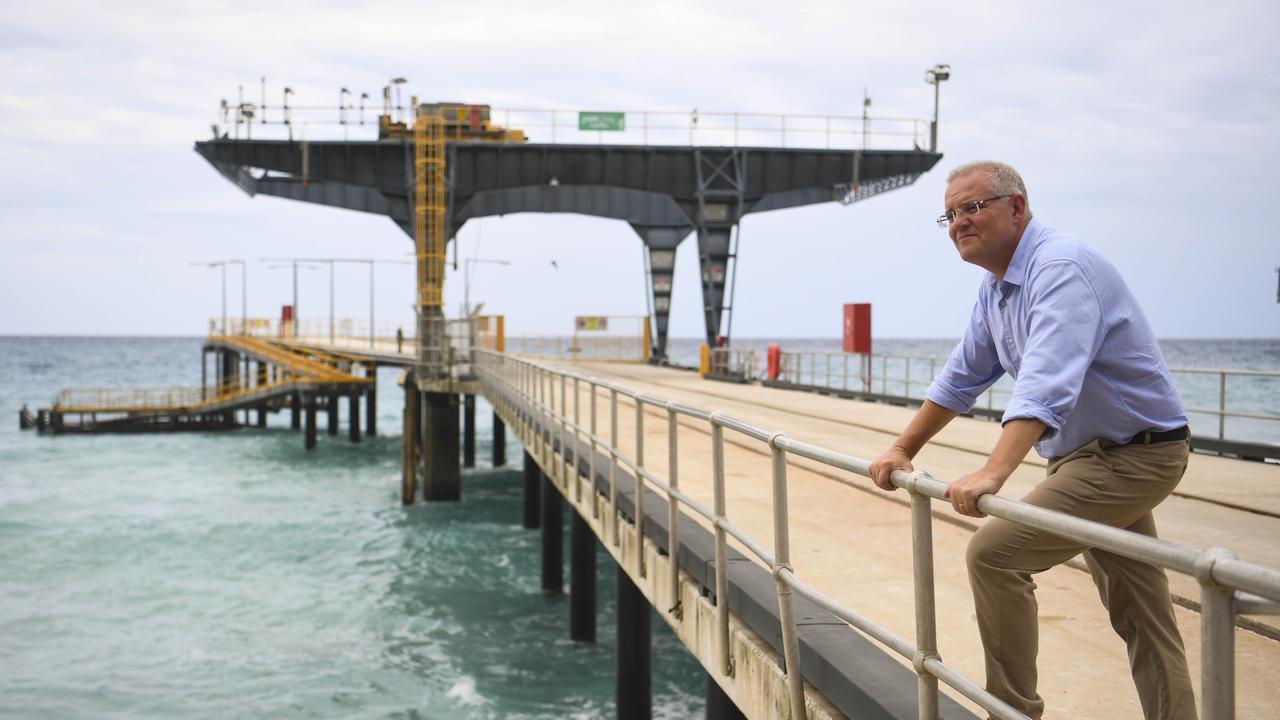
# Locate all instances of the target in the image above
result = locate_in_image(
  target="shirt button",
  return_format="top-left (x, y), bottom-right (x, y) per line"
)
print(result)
top-left (1006, 337), bottom-right (1014, 346)
top-left (998, 300), bottom-right (1006, 308)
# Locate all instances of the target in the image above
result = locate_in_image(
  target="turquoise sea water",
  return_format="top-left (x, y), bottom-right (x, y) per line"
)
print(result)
top-left (2, 335), bottom-right (1276, 718)
top-left (0, 337), bottom-right (705, 719)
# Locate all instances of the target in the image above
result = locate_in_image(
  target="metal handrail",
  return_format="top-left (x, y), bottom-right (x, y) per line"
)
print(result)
top-left (211, 100), bottom-right (930, 152)
top-left (779, 349), bottom-right (1280, 444)
top-left (476, 349), bottom-right (1279, 720)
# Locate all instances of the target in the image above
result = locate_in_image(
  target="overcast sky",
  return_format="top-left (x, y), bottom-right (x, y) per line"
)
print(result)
top-left (2, 0), bottom-right (1277, 340)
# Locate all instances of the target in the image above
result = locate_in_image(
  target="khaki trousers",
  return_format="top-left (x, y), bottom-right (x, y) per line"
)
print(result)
top-left (965, 438), bottom-right (1197, 719)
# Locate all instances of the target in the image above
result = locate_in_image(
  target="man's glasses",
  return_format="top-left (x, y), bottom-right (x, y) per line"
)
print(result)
top-left (936, 194), bottom-right (1012, 229)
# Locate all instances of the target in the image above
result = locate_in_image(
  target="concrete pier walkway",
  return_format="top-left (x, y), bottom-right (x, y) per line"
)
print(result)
top-left (551, 360), bottom-right (1280, 719)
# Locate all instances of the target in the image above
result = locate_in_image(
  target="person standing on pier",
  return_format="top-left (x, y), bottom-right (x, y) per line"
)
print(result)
top-left (869, 160), bottom-right (1196, 719)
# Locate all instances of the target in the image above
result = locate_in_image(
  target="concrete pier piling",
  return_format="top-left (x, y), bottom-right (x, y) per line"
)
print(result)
top-left (348, 392), bottom-right (360, 443)
top-left (365, 379), bottom-right (377, 437)
top-left (422, 392), bottom-right (461, 501)
top-left (541, 471), bottom-right (563, 594)
top-left (570, 510), bottom-right (596, 642)
top-left (523, 452), bottom-right (541, 529)
top-left (304, 394), bottom-right (317, 450)
top-left (492, 413), bottom-right (506, 467)
top-left (706, 677), bottom-right (746, 720)
top-left (462, 394), bottom-right (476, 468)
top-left (327, 392), bottom-right (339, 435)
top-left (616, 566), bottom-right (651, 720)
top-left (291, 392), bottom-right (301, 431)
top-left (402, 375), bottom-right (419, 505)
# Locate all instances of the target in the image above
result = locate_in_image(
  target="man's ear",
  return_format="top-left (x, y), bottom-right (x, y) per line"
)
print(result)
top-left (1011, 193), bottom-right (1028, 220)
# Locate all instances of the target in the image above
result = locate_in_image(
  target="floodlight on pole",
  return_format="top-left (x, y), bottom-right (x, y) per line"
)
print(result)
top-left (925, 63), bottom-right (951, 153)
top-left (283, 87), bottom-right (294, 140)
top-left (390, 77), bottom-right (407, 122)
top-left (339, 87), bottom-right (351, 138)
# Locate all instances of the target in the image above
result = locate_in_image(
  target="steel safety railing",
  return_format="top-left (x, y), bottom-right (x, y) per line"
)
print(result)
top-left (505, 334), bottom-right (650, 363)
top-left (779, 350), bottom-right (1280, 446)
top-left (706, 347), bottom-right (762, 381)
top-left (210, 316), bottom-right (415, 350)
top-left (476, 349), bottom-right (1280, 720)
top-left (210, 98), bottom-right (929, 152)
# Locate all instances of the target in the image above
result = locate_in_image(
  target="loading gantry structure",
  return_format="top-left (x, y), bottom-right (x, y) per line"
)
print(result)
top-left (195, 103), bottom-right (942, 361)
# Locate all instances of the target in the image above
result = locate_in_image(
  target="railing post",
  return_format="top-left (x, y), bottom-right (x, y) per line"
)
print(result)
top-left (610, 386), bottom-right (619, 544)
top-left (905, 357), bottom-right (912, 398)
top-left (770, 436), bottom-right (805, 720)
top-left (573, 376), bottom-right (581, 500)
top-left (710, 416), bottom-right (733, 677)
top-left (589, 381), bottom-right (598, 516)
top-left (1197, 546), bottom-right (1237, 720)
top-left (1219, 370), bottom-right (1227, 440)
top-left (909, 484), bottom-right (941, 720)
top-left (667, 405), bottom-right (682, 619)
top-left (561, 373), bottom-right (569, 489)
top-left (635, 397), bottom-right (646, 577)
top-left (881, 355), bottom-right (888, 394)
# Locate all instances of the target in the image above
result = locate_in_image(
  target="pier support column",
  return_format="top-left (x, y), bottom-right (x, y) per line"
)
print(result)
top-left (493, 413), bottom-right (506, 467)
top-left (304, 394), bottom-right (317, 451)
top-left (617, 565), bottom-right (652, 720)
top-left (422, 392), bottom-right (460, 501)
top-left (541, 470), bottom-right (563, 594)
top-left (523, 451), bottom-right (542, 529)
top-left (366, 373), bottom-right (377, 437)
top-left (291, 392), bottom-right (301, 431)
top-left (402, 374), bottom-right (419, 505)
top-left (705, 676), bottom-right (745, 720)
top-left (570, 510), bottom-right (597, 642)
top-left (348, 392), bottom-right (361, 443)
top-left (327, 392), bottom-right (339, 435)
top-left (257, 406), bottom-right (267, 427)
top-left (462, 394), bottom-right (476, 468)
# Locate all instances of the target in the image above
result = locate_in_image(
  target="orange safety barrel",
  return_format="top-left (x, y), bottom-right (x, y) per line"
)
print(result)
top-left (767, 344), bottom-right (782, 380)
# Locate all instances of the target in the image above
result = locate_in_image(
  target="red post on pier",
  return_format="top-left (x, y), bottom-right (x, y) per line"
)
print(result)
top-left (843, 303), bottom-right (871, 354)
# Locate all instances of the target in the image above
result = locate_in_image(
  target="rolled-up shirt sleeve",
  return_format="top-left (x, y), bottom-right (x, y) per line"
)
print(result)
top-left (927, 295), bottom-right (1005, 413)
top-left (1002, 259), bottom-right (1104, 438)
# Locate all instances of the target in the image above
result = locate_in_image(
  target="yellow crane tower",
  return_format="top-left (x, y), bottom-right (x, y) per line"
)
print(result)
top-left (409, 102), bottom-right (525, 377)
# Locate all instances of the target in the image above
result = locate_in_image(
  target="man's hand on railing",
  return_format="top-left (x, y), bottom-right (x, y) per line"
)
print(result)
top-left (869, 445), bottom-right (914, 492)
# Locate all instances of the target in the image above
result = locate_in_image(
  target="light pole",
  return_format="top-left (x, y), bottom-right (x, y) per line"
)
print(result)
top-left (925, 63), bottom-right (951, 153)
top-left (359, 92), bottom-right (369, 125)
top-left (192, 259), bottom-right (246, 334)
top-left (262, 256), bottom-right (409, 346)
top-left (464, 257), bottom-right (510, 318)
top-left (263, 259), bottom-right (318, 337)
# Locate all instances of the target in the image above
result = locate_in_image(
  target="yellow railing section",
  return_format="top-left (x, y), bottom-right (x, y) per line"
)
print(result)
top-left (53, 336), bottom-right (372, 415)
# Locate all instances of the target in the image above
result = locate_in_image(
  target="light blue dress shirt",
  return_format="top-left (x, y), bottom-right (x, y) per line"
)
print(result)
top-left (926, 218), bottom-right (1187, 459)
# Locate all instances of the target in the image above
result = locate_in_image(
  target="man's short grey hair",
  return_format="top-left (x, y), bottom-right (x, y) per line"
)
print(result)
top-left (948, 161), bottom-right (1032, 216)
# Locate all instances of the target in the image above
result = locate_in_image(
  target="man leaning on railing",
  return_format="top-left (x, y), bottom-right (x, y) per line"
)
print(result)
top-left (870, 161), bottom-right (1195, 720)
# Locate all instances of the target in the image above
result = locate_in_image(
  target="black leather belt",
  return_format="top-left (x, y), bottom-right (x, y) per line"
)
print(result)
top-left (1122, 425), bottom-right (1189, 446)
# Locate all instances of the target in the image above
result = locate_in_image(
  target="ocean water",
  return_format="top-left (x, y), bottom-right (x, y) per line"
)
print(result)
top-left (0, 337), bottom-right (705, 719)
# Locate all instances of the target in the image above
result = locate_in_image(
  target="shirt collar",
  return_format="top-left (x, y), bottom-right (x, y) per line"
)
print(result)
top-left (989, 217), bottom-right (1043, 290)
